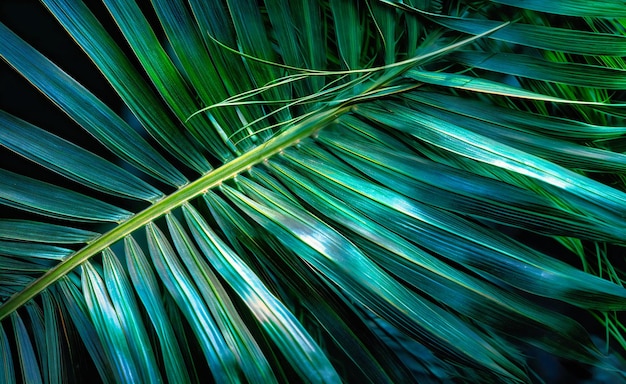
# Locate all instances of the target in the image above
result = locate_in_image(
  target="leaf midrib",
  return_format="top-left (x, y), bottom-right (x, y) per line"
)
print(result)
top-left (0, 19), bottom-right (510, 318)
top-left (0, 105), bottom-right (349, 320)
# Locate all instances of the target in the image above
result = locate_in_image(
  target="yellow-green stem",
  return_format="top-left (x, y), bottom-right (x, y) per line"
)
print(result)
top-left (0, 105), bottom-right (349, 320)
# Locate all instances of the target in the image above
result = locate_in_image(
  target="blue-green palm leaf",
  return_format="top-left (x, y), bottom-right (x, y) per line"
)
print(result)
top-left (1, 1), bottom-right (625, 383)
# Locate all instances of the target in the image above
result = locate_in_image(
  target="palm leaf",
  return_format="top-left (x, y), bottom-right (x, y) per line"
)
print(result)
top-left (1, 1), bottom-right (626, 382)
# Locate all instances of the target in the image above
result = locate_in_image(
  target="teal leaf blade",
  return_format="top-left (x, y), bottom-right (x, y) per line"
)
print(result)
top-left (81, 261), bottom-right (143, 383)
top-left (0, 220), bottom-right (98, 244)
top-left (40, 0), bottom-right (209, 176)
top-left (24, 304), bottom-right (47, 383)
top-left (405, 70), bottom-right (619, 106)
top-left (222, 179), bottom-right (527, 381)
top-left (182, 202), bottom-right (341, 384)
top-left (355, 101), bottom-right (626, 225)
top-left (265, 155), bottom-right (604, 365)
top-left (451, 50), bottom-right (626, 90)
top-left (0, 111), bottom-right (163, 202)
top-left (100, 0), bottom-right (231, 161)
top-left (145, 222), bottom-right (241, 384)
top-left (150, 0), bottom-right (245, 153)
top-left (318, 125), bottom-right (626, 242)
top-left (56, 278), bottom-right (115, 384)
top-left (405, 91), bottom-right (626, 140)
top-left (0, 322), bottom-right (15, 384)
top-left (204, 188), bottom-right (416, 383)
top-left (280, 144), bottom-right (626, 311)
top-left (165, 212), bottom-right (278, 384)
top-left (41, 292), bottom-right (62, 384)
top-left (405, 96), bottom-right (626, 174)
top-left (101, 249), bottom-right (162, 384)
top-left (492, 0), bottom-right (626, 18)
top-left (124, 236), bottom-right (191, 384)
top-left (330, 0), bottom-right (363, 71)
top-left (0, 169), bottom-right (130, 223)
top-left (431, 15), bottom-right (626, 56)
top-left (0, 21), bottom-right (190, 186)
top-left (11, 312), bottom-right (42, 384)
top-left (0, 241), bottom-right (71, 261)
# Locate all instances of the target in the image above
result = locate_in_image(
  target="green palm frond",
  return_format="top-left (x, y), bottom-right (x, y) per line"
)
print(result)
top-left (1, 1), bottom-right (626, 382)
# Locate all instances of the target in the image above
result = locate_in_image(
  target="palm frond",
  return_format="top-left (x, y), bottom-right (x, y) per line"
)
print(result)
top-left (1, 1), bottom-right (626, 383)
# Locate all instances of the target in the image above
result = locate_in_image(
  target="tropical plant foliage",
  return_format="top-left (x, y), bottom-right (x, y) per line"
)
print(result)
top-left (1, 0), bottom-right (626, 382)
